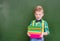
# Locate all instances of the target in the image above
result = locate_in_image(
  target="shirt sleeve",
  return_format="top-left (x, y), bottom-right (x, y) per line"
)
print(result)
top-left (44, 21), bottom-right (50, 34)
top-left (29, 21), bottom-right (32, 26)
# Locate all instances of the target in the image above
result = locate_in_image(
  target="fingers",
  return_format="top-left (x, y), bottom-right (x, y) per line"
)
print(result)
top-left (27, 32), bottom-right (31, 36)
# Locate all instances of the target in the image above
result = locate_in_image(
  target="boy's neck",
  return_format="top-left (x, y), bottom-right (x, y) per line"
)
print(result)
top-left (36, 19), bottom-right (42, 22)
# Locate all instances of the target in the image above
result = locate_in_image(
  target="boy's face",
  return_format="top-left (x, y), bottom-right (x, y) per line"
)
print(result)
top-left (34, 11), bottom-right (44, 20)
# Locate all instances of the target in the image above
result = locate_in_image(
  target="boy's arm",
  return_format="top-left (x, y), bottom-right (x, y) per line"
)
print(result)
top-left (27, 22), bottom-right (32, 36)
top-left (43, 21), bottom-right (50, 36)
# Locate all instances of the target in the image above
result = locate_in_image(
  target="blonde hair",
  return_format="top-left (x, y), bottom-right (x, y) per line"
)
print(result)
top-left (34, 5), bottom-right (44, 13)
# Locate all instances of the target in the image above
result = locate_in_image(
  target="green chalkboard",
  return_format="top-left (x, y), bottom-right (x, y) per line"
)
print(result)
top-left (0, 0), bottom-right (60, 41)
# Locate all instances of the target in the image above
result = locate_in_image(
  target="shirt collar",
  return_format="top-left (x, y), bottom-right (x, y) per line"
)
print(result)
top-left (35, 19), bottom-right (42, 22)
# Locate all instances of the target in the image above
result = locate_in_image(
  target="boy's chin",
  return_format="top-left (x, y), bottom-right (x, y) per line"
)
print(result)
top-left (36, 18), bottom-right (41, 20)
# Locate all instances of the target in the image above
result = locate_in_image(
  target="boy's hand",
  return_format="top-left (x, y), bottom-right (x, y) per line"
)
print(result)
top-left (27, 32), bottom-right (31, 36)
top-left (40, 33), bottom-right (43, 38)
top-left (43, 32), bottom-right (49, 36)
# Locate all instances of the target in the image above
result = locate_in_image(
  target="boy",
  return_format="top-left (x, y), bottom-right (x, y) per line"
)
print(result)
top-left (27, 5), bottom-right (50, 41)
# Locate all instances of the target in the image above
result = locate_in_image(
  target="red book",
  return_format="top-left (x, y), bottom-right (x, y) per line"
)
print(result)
top-left (30, 34), bottom-right (42, 38)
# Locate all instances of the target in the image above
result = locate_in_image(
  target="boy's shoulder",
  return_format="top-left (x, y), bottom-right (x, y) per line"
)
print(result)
top-left (43, 20), bottom-right (48, 24)
top-left (42, 19), bottom-right (47, 22)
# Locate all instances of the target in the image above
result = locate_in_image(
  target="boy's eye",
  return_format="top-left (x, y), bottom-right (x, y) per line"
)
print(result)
top-left (39, 14), bottom-right (41, 15)
top-left (35, 14), bottom-right (38, 15)
top-left (38, 14), bottom-right (41, 15)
